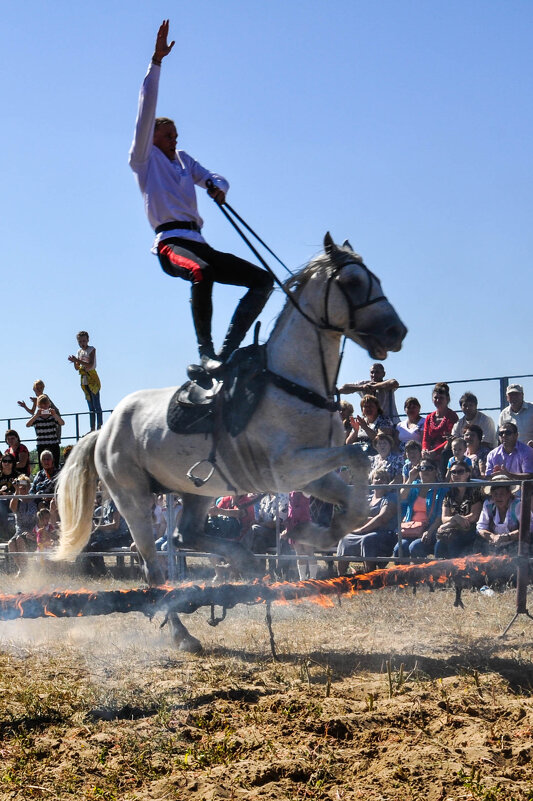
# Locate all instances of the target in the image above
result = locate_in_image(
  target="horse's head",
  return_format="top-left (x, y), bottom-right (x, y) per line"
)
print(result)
top-left (322, 232), bottom-right (407, 360)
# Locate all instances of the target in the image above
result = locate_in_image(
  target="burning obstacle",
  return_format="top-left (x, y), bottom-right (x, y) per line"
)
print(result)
top-left (0, 555), bottom-right (518, 623)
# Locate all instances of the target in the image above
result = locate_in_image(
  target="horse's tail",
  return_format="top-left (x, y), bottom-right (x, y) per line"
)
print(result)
top-left (54, 431), bottom-right (99, 560)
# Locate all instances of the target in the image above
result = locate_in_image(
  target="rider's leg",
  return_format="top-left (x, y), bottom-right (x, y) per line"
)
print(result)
top-left (157, 239), bottom-right (217, 367)
top-left (217, 282), bottom-right (273, 362)
top-left (157, 238), bottom-right (273, 368)
top-left (190, 280), bottom-right (216, 360)
top-left (211, 252), bottom-right (273, 361)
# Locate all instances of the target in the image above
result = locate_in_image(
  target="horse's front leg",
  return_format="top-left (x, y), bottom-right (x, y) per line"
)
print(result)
top-left (294, 470), bottom-right (369, 550)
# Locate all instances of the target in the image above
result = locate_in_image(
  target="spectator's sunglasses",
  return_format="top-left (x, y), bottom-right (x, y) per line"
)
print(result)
top-left (498, 430), bottom-right (514, 437)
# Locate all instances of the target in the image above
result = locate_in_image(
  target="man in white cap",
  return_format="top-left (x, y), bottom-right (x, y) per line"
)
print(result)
top-left (498, 384), bottom-right (533, 446)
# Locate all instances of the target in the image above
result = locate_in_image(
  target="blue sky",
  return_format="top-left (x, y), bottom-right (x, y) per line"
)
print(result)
top-left (2, 1), bottom-right (532, 443)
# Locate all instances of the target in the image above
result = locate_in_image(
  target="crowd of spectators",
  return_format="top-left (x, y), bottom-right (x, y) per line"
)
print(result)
top-left (3, 364), bottom-right (533, 583)
top-left (329, 373), bottom-right (533, 575)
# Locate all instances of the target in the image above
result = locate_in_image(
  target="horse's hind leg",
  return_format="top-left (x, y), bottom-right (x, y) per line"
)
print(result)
top-left (104, 482), bottom-right (202, 652)
top-left (166, 493), bottom-right (215, 654)
top-left (100, 471), bottom-right (165, 586)
top-left (168, 613), bottom-right (203, 653)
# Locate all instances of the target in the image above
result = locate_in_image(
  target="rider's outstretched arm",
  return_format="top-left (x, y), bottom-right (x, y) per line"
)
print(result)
top-left (129, 21), bottom-right (175, 172)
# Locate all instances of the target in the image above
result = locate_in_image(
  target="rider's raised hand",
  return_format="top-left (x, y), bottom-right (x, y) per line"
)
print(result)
top-left (153, 20), bottom-right (175, 64)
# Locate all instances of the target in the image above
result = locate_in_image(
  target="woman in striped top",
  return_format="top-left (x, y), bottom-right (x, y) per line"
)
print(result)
top-left (26, 395), bottom-right (64, 467)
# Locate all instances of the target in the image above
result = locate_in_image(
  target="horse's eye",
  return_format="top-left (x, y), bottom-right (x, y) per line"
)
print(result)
top-left (338, 265), bottom-right (364, 290)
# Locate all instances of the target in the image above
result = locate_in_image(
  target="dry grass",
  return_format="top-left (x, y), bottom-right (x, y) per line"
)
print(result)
top-left (1, 571), bottom-right (533, 800)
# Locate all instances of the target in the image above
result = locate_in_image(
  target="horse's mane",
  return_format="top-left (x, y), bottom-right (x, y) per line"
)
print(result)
top-left (283, 244), bottom-right (364, 296)
top-left (271, 244), bottom-right (364, 333)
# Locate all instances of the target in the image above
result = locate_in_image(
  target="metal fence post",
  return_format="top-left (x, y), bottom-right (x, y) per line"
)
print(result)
top-left (502, 479), bottom-right (533, 636)
top-left (516, 480), bottom-right (532, 614)
top-left (166, 493), bottom-right (176, 582)
top-left (396, 485), bottom-right (403, 558)
top-left (499, 378), bottom-right (509, 412)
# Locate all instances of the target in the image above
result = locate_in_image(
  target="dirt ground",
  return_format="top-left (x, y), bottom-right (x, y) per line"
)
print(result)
top-left (1, 569), bottom-right (533, 801)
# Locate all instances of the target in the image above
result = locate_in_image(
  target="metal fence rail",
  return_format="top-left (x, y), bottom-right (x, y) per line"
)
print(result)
top-left (0, 478), bottom-right (530, 573)
top-left (2, 371), bottom-right (533, 454)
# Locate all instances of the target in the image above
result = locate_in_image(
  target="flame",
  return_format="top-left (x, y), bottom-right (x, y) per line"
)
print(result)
top-left (263, 555), bottom-right (515, 608)
top-left (0, 555), bottom-right (517, 621)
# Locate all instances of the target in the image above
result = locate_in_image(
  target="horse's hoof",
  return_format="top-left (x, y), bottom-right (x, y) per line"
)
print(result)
top-left (142, 562), bottom-right (166, 587)
top-left (175, 635), bottom-right (203, 654)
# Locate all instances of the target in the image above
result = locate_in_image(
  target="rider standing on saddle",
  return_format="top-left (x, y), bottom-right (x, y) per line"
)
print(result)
top-left (129, 21), bottom-right (273, 373)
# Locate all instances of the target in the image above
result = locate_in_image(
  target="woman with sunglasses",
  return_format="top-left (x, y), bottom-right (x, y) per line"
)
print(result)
top-left (394, 459), bottom-right (446, 559)
top-left (0, 455), bottom-right (18, 493)
top-left (434, 462), bottom-right (483, 559)
top-left (422, 382), bottom-right (458, 471)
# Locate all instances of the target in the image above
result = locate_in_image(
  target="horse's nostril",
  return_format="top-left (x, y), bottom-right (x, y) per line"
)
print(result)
top-left (383, 323), bottom-right (407, 345)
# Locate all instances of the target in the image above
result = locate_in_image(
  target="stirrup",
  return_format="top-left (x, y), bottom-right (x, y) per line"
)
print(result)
top-left (186, 459), bottom-right (216, 487)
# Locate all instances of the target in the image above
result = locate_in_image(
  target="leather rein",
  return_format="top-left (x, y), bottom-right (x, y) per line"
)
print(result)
top-left (213, 198), bottom-right (388, 414)
top-left (267, 253), bottom-right (388, 416)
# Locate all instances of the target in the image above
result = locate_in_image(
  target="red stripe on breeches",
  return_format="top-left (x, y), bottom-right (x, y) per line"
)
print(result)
top-left (158, 243), bottom-right (204, 283)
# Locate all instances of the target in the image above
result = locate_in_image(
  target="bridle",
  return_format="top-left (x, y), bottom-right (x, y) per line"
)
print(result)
top-left (320, 253), bottom-right (388, 333)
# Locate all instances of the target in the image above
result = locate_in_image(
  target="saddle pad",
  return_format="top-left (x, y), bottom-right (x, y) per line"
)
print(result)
top-left (166, 344), bottom-right (268, 438)
top-left (222, 344), bottom-right (268, 437)
top-left (167, 380), bottom-right (215, 435)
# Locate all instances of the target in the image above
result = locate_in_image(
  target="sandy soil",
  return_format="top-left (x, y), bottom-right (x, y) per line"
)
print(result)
top-left (1, 571), bottom-right (533, 800)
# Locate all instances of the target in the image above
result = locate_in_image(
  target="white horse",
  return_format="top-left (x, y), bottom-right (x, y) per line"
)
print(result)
top-left (55, 233), bottom-right (407, 651)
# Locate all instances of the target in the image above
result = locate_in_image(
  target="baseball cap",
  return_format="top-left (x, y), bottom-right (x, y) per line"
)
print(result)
top-left (506, 383), bottom-right (524, 394)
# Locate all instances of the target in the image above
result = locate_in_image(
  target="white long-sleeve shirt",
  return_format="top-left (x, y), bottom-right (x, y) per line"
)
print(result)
top-left (129, 62), bottom-right (229, 252)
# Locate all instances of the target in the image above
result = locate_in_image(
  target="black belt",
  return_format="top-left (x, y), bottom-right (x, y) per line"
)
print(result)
top-left (155, 220), bottom-right (201, 234)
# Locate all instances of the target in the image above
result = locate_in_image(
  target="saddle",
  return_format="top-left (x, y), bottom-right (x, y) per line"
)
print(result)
top-left (167, 343), bottom-right (269, 438)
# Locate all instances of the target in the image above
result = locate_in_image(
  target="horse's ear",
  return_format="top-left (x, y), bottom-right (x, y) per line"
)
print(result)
top-left (342, 239), bottom-right (354, 251)
top-left (324, 232), bottom-right (335, 253)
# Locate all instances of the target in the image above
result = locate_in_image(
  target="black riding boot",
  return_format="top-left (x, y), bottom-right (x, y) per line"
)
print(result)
top-left (217, 284), bottom-right (273, 363)
top-left (190, 283), bottom-right (223, 372)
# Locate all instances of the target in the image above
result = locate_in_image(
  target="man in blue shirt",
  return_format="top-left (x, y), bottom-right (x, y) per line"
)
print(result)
top-left (485, 423), bottom-right (533, 480)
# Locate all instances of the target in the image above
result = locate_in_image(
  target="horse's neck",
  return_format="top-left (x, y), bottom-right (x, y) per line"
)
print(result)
top-left (267, 298), bottom-right (341, 394)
